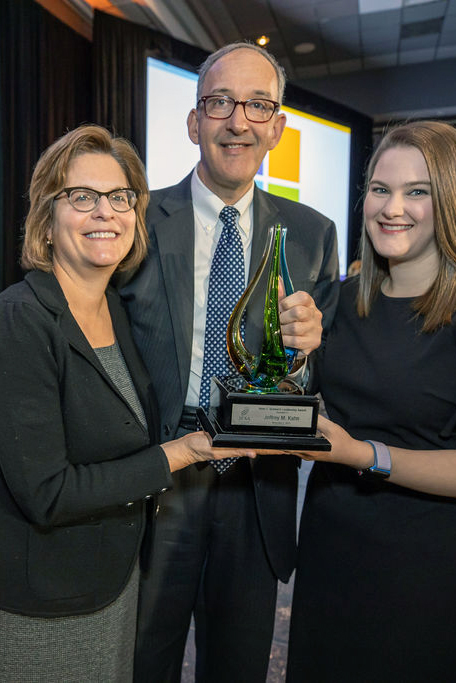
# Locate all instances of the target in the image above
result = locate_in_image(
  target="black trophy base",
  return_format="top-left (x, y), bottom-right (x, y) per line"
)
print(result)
top-left (196, 376), bottom-right (331, 450)
top-left (197, 406), bottom-right (331, 450)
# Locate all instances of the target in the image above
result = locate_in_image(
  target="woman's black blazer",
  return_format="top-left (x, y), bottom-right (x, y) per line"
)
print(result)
top-left (0, 270), bottom-right (172, 617)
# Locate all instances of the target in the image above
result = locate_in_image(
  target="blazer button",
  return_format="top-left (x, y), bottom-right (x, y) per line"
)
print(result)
top-left (164, 424), bottom-right (171, 436)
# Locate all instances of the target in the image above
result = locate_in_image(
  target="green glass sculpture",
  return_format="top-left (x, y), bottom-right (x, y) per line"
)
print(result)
top-left (227, 224), bottom-right (297, 392)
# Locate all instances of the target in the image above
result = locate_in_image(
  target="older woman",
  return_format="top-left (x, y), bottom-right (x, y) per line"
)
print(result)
top-left (287, 121), bottom-right (456, 682)
top-left (0, 125), bottom-right (255, 682)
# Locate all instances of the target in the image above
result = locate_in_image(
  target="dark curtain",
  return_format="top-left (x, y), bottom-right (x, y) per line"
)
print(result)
top-left (0, 79), bottom-right (3, 284)
top-left (93, 10), bottom-right (208, 162)
top-left (0, 0), bottom-right (92, 288)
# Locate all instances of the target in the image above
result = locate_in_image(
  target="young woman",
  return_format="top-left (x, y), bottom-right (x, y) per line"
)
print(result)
top-left (287, 121), bottom-right (456, 683)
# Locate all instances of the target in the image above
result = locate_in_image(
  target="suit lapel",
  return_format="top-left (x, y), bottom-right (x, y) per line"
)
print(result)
top-left (25, 271), bottom-right (149, 430)
top-left (108, 290), bottom-right (159, 437)
top-left (26, 271), bottom-right (101, 367)
top-left (154, 175), bottom-right (195, 393)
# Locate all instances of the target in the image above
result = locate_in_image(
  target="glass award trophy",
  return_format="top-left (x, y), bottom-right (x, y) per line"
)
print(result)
top-left (196, 224), bottom-right (330, 450)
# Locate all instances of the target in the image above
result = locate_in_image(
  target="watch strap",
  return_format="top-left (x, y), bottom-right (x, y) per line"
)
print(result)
top-left (362, 440), bottom-right (391, 478)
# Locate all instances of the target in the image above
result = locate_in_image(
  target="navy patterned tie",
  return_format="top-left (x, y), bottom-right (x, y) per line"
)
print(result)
top-left (200, 205), bottom-right (245, 474)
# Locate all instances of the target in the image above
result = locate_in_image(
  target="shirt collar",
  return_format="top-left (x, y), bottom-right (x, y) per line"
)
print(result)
top-left (191, 166), bottom-right (254, 239)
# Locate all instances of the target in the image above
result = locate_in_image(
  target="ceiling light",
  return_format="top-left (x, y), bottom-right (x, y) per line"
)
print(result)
top-left (256, 35), bottom-right (270, 47)
top-left (294, 42), bottom-right (316, 55)
top-left (359, 0), bottom-right (401, 13)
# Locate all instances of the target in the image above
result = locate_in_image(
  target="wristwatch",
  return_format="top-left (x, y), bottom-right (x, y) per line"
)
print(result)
top-left (360, 440), bottom-right (391, 478)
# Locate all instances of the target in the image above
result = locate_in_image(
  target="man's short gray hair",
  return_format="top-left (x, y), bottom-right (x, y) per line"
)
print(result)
top-left (196, 42), bottom-right (286, 106)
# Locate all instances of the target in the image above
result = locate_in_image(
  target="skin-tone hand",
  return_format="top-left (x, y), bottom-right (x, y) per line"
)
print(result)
top-left (161, 431), bottom-right (257, 472)
top-left (294, 415), bottom-right (373, 468)
top-left (252, 416), bottom-right (373, 463)
top-left (290, 414), bottom-right (456, 499)
top-left (278, 279), bottom-right (323, 356)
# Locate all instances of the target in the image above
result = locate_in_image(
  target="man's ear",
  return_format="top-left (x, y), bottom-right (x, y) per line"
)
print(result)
top-left (268, 112), bottom-right (287, 151)
top-left (187, 109), bottom-right (199, 145)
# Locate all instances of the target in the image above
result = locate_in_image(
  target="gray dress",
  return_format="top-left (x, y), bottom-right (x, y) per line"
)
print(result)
top-left (0, 342), bottom-right (147, 683)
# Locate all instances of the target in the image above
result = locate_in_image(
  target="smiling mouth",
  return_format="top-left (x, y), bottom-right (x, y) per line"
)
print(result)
top-left (380, 223), bottom-right (413, 232)
top-left (221, 143), bottom-right (251, 149)
top-left (85, 231), bottom-right (118, 239)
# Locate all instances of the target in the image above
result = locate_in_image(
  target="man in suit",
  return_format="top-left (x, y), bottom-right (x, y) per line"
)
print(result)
top-left (122, 42), bottom-right (339, 683)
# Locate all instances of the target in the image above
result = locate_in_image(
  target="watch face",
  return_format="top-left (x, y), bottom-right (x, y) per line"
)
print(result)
top-left (368, 465), bottom-right (390, 479)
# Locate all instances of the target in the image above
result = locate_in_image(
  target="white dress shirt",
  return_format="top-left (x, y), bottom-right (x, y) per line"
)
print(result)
top-left (185, 166), bottom-right (254, 407)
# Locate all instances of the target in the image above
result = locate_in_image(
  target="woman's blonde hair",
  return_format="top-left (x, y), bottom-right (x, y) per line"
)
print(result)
top-left (21, 124), bottom-right (150, 272)
top-left (357, 120), bottom-right (456, 332)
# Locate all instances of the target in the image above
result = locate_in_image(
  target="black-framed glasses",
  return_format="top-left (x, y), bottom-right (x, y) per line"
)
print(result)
top-left (198, 96), bottom-right (280, 123)
top-left (54, 187), bottom-right (138, 213)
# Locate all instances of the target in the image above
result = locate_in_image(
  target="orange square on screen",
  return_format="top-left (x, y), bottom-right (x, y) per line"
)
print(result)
top-left (269, 127), bottom-right (300, 183)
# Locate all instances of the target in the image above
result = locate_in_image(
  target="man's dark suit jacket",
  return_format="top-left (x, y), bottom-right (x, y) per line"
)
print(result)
top-left (122, 173), bottom-right (339, 581)
top-left (0, 271), bottom-right (172, 617)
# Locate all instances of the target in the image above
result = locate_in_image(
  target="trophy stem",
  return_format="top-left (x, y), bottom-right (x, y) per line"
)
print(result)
top-left (226, 227), bottom-right (275, 379)
top-left (227, 224), bottom-right (298, 390)
top-left (253, 226), bottom-right (288, 387)
top-left (280, 228), bottom-right (298, 371)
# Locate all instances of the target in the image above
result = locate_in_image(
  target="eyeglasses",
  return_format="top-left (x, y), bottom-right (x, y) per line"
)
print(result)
top-left (198, 96), bottom-right (280, 123)
top-left (54, 187), bottom-right (138, 213)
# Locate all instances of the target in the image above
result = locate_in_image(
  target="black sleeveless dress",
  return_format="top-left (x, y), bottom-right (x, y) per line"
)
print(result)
top-left (287, 277), bottom-right (456, 683)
